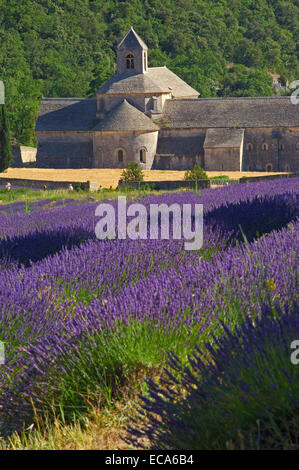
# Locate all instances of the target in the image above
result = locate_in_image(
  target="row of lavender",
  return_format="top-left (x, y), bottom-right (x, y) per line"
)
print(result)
top-left (0, 178), bottom-right (298, 436)
top-left (128, 300), bottom-right (299, 449)
top-left (0, 178), bottom-right (298, 265)
top-left (1, 220), bottom-right (297, 434)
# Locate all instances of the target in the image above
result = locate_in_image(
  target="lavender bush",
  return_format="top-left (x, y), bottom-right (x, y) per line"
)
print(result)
top-left (0, 178), bottom-right (297, 439)
top-left (127, 302), bottom-right (299, 450)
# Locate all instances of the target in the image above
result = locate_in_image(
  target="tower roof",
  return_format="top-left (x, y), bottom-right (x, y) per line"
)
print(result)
top-left (97, 66), bottom-right (199, 97)
top-left (117, 27), bottom-right (148, 51)
top-left (92, 99), bottom-right (159, 132)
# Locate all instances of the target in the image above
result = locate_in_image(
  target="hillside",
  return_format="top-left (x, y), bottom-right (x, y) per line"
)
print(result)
top-left (0, 0), bottom-right (298, 146)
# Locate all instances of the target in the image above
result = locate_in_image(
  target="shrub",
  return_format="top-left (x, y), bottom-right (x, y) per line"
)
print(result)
top-left (184, 164), bottom-right (208, 181)
top-left (74, 183), bottom-right (85, 192)
top-left (120, 162), bottom-right (144, 183)
top-left (209, 175), bottom-right (229, 180)
top-left (128, 302), bottom-right (299, 450)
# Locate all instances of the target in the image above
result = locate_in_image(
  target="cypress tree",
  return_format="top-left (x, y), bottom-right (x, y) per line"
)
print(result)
top-left (0, 104), bottom-right (12, 172)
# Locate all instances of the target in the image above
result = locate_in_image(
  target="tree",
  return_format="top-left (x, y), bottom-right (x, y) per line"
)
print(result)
top-left (0, 0), bottom-right (298, 144)
top-left (0, 104), bottom-right (12, 172)
top-left (184, 164), bottom-right (208, 181)
top-left (120, 161), bottom-right (144, 182)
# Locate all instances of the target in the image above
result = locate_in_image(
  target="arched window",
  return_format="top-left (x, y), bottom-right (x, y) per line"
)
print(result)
top-left (266, 163), bottom-right (273, 172)
top-left (285, 163), bottom-right (290, 172)
top-left (139, 148), bottom-right (146, 163)
top-left (279, 142), bottom-right (285, 151)
top-left (246, 143), bottom-right (253, 152)
top-left (262, 142), bottom-right (268, 151)
top-left (117, 149), bottom-right (124, 163)
top-left (126, 54), bottom-right (134, 69)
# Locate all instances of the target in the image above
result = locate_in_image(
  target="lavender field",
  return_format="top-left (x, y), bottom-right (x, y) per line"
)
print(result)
top-left (0, 178), bottom-right (298, 449)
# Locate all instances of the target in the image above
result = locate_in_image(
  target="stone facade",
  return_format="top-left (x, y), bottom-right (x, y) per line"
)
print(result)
top-left (36, 28), bottom-right (299, 172)
top-left (92, 130), bottom-right (159, 169)
top-left (242, 127), bottom-right (299, 172)
top-left (37, 131), bottom-right (93, 168)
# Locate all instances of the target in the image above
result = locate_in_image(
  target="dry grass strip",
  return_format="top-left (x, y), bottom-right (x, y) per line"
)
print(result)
top-left (1, 168), bottom-right (287, 189)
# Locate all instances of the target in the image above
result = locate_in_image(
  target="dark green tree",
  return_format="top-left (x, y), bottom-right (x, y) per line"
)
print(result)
top-left (120, 162), bottom-right (144, 182)
top-left (0, 104), bottom-right (12, 172)
top-left (0, 0), bottom-right (298, 144)
top-left (184, 164), bottom-right (208, 181)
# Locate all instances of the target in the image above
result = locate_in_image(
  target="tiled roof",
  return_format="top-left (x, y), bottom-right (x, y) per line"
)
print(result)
top-left (36, 98), bottom-right (97, 131)
top-left (204, 128), bottom-right (244, 148)
top-left (97, 67), bottom-right (199, 98)
top-left (162, 96), bottom-right (299, 128)
top-left (92, 99), bottom-right (159, 131)
top-left (117, 27), bottom-right (148, 51)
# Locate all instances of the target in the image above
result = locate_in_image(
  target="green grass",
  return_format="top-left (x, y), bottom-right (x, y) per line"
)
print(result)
top-left (20, 318), bottom-right (207, 424)
top-left (0, 186), bottom-right (184, 206)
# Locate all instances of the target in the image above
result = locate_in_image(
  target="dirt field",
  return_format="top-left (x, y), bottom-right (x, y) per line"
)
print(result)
top-left (1, 168), bottom-right (287, 188)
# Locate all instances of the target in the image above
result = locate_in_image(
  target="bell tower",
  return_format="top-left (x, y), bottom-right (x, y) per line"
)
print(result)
top-left (117, 27), bottom-right (148, 75)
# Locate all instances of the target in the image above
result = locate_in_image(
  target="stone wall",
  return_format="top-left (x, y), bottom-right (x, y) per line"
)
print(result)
top-left (156, 127), bottom-right (299, 172)
top-left (93, 130), bottom-right (158, 169)
top-left (12, 146), bottom-right (37, 167)
top-left (118, 179), bottom-right (211, 190)
top-left (157, 128), bottom-right (206, 157)
top-left (117, 47), bottom-right (146, 75)
top-left (0, 177), bottom-right (92, 190)
top-left (239, 172), bottom-right (299, 183)
top-left (35, 126), bottom-right (299, 172)
top-left (36, 131), bottom-right (93, 168)
top-left (243, 127), bottom-right (299, 172)
top-left (204, 147), bottom-right (242, 171)
top-left (153, 154), bottom-right (203, 170)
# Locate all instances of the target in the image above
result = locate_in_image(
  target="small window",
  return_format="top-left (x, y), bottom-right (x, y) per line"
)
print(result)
top-left (266, 163), bottom-right (273, 172)
top-left (139, 148), bottom-right (146, 163)
top-left (247, 143), bottom-right (253, 152)
top-left (118, 149), bottom-right (124, 162)
top-left (248, 165), bottom-right (253, 171)
top-left (126, 53), bottom-right (134, 69)
top-left (285, 164), bottom-right (290, 172)
top-left (262, 142), bottom-right (268, 151)
top-left (279, 142), bottom-right (285, 151)
top-left (144, 52), bottom-right (147, 71)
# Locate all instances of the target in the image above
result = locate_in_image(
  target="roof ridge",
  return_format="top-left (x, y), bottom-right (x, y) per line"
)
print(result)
top-left (171, 96), bottom-right (292, 102)
top-left (148, 66), bottom-right (167, 70)
top-left (41, 97), bottom-right (94, 101)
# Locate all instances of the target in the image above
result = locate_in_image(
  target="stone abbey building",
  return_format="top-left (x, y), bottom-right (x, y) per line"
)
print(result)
top-left (36, 28), bottom-right (299, 172)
